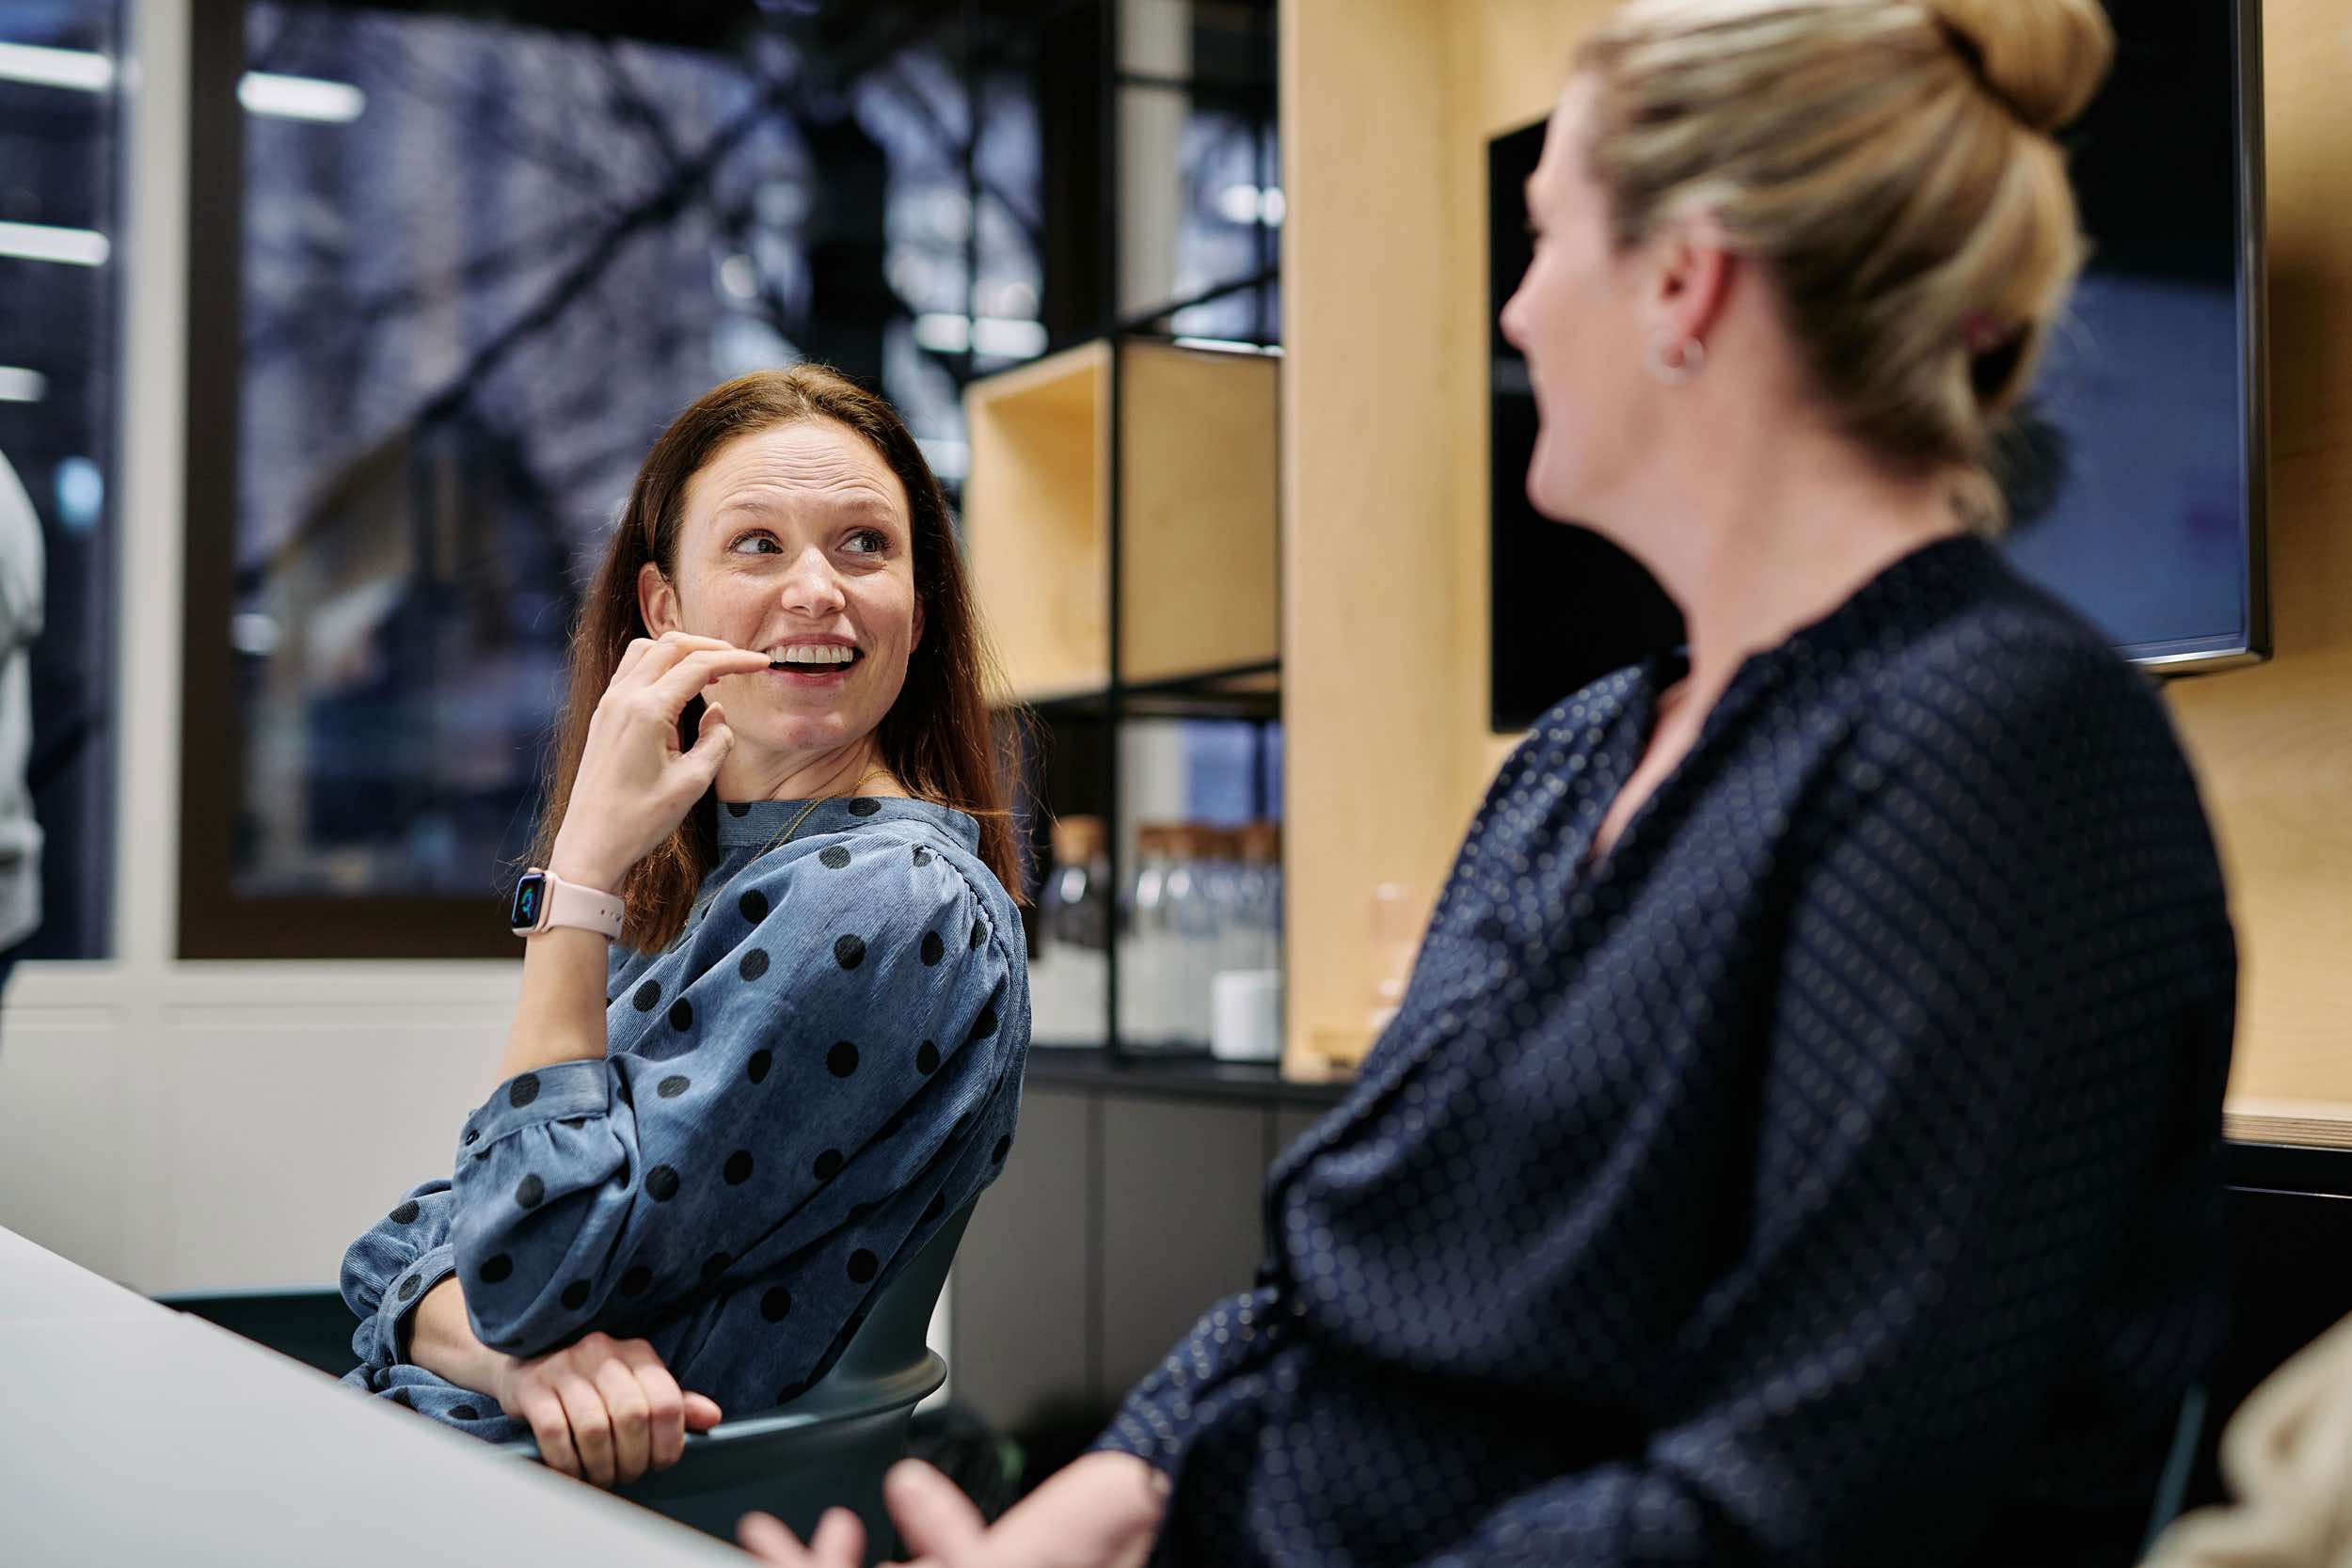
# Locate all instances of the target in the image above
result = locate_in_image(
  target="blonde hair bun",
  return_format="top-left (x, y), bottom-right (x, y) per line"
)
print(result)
top-left (1925, 0), bottom-right (2115, 134)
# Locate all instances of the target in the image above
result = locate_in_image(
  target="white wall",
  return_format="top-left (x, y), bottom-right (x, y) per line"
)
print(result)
top-left (0, 7), bottom-right (956, 1386)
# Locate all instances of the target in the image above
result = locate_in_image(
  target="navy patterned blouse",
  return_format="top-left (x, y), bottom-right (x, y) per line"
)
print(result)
top-left (339, 797), bottom-right (1028, 1440)
top-left (1100, 536), bottom-right (2236, 1568)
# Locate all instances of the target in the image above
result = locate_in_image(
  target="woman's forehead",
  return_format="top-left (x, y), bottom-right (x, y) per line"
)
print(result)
top-left (686, 420), bottom-right (908, 520)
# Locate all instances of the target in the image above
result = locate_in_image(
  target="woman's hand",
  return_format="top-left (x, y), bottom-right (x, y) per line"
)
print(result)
top-left (491, 1331), bottom-right (724, 1488)
top-left (547, 631), bottom-right (771, 890)
top-left (738, 1452), bottom-right (1168, 1568)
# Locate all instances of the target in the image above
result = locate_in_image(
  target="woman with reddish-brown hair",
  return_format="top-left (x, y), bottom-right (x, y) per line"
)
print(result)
top-left (335, 366), bottom-right (1031, 1486)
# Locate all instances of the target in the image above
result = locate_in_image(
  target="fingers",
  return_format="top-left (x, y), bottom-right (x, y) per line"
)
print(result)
top-left (517, 1386), bottom-right (580, 1480)
top-left (885, 1460), bottom-right (988, 1560)
top-left (614, 1340), bottom-right (690, 1472)
top-left (591, 1355), bottom-right (653, 1484)
top-left (644, 646), bottom-right (771, 714)
top-left (683, 1391), bottom-right (725, 1431)
top-left (737, 1513), bottom-right (814, 1567)
top-left (681, 699), bottom-right (734, 783)
top-left (553, 1370), bottom-right (617, 1488)
top-left (808, 1508), bottom-right (867, 1568)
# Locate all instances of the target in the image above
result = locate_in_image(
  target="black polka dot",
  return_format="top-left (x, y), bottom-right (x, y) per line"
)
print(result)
top-left (969, 1004), bottom-right (998, 1042)
top-left (389, 1200), bottom-right (421, 1225)
top-left (472, 1148), bottom-right (492, 1162)
top-left (748, 1049), bottom-right (772, 1085)
top-left (850, 1201), bottom-right (875, 1225)
top-left (480, 1254), bottom-right (513, 1284)
top-left (970, 919), bottom-right (985, 950)
top-left (723, 1149), bottom-right (754, 1185)
top-left (847, 1249), bottom-right (879, 1284)
top-left (633, 979), bottom-right (661, 1012)
top-left (848, 797), bottom-right (881, 817)
top-left (834, 933), bottom-right (866, 970)
top-left (619, 1265), bottom-right (652, 1297)
top-left (814, 1148), bottom-right (844, 1180)
top-left (561, 1280), bottom-right (590, 1310)
top-left (701, 1251), bottom-right (730, 1282)
top-left (389, 1388), bottom-right (415, 1410)
top-left (992, 1134), bottom-right (1011, 1164)
top-left (819, 846), bottom-right (851, 870)
top-left (645, 1164), bottom-right (680, 1201)
top-left (913, 846), bottom-right (932, 866)
top-left (733, 949), bottom-right (767, 984)
top-left (916, 1039), bottom-right (941, 1074)
top-left (921, 931), bottom-right (945, 966)
top-left (739, 888), bottom-right (769, 924)
top-left (450, 1403), bottom-right (481, 1421)
top-left (509, 1073), bottom-right (540, 1109)
top-left (828, 1039), bottom-right (860, 1077)
top-left (761, 1286), bottom-right (793, 1323)
top-left (668, 998), bottom-right (693, 1032)
top-left (515, 1173), bottom-right (545, 1210)
top-left (657, 1074), bottom-right (690, 1099)
top-left (922, 1191), bottom-right (947, 1224)
top-left (397, 1275), bottom-right (421, 1302)
top-left (726, 801), bottom-right (751, 817)
top-left (462, 1127), bottom-right (478, 1146)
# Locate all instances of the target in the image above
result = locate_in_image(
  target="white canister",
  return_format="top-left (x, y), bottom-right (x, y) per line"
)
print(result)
top-left (1210, 969), bottom-right (1283, 1063)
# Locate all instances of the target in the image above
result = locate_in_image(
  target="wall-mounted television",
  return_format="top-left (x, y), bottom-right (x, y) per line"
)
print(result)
top-left (1488, 0), bottom-right (2270, 731)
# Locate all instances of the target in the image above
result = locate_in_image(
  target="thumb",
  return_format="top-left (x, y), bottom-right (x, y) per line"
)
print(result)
top-left (685, 1392), bottom-right (724, 1430)
top-left (885, 1460), bottom-right (988, 1559)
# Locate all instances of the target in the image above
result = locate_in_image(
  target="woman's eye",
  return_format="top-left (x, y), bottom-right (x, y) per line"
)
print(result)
top-left (844, 529), bottom-right (888, 555)
top-left (728, 532), bottom-right (781, 555)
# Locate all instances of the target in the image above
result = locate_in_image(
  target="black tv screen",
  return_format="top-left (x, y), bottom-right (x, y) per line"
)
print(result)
top-left (1488, 0), bottom-right (2269, 731)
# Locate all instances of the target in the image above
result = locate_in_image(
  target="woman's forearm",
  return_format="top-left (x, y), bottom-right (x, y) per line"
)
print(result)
top-left (494, 924), bottom-right (610, 1085)
top-left (404, 1278), bottom-right (513, 1399)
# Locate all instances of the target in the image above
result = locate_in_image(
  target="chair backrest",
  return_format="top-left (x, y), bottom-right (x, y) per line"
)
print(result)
top-left (501, 1202), bottom-right (977, 1557)
top-left (152, 1285), bottom-right (356, 1379)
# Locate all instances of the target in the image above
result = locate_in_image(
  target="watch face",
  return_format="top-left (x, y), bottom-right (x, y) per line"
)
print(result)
top-left (510, 872), bottom-right (548, 931)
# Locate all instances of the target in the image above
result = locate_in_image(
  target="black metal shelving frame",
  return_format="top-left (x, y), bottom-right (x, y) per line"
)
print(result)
top-left (1028, 0), bottom-right (1283, 1061)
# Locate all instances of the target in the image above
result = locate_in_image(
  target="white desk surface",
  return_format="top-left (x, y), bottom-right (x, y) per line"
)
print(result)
top-left (0, 1227), bottom-right (748, 1567)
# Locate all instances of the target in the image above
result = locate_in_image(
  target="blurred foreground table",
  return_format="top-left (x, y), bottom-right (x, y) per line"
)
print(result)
top-left (0, 1226), bottom-right (745, 1568)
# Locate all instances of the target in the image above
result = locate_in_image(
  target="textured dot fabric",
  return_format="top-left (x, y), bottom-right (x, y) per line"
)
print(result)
top-left (337, 797), bottom-right (1028, 1438)
top-left (1098, 537), bottom-right (2236, 1568)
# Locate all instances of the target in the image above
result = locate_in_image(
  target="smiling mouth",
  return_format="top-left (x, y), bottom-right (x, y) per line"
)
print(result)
top-left (769, 648), bottom-right (863, 674)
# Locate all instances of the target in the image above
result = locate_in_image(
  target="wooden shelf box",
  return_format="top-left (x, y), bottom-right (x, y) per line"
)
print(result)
top-left (963, 338), bottom-right (1279, 702)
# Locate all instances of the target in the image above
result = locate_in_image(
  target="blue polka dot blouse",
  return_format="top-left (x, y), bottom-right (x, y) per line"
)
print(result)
top-left (339, 797), bottom-right (1028, 1439)
top-left (1099, 536), bottom-right (2237, 1568)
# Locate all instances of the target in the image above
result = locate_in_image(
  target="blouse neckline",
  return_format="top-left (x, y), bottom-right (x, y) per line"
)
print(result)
top-left (714, 794), bottom-right (982, 853)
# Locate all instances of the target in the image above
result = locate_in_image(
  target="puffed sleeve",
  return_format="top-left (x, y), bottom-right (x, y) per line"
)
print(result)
top-left (447, 834), bottom-right (1018, 1356)
top-left (339, 1179), bottom-right (457, 1373)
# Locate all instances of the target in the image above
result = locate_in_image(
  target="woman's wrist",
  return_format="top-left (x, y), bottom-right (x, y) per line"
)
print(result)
top-left (407, 1277), bottom-right (514, 1400)
top-left (545, 832), bottom-right (627, 895)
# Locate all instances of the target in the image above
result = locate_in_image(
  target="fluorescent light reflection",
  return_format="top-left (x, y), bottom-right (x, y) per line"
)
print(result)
top-left (0, 41), bottom-right (115, 90)
top-left (911, 314), bottom-right (1048, 358)
top-left (0, 221), bottom-right (109, 266)
top-left (238, 71), bottom-right (367, 122)
top-left (0, 367), bottom-right (48, 403)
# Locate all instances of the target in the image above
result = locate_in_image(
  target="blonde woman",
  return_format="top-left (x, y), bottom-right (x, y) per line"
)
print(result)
top-left (752, 3), bottom-right (2235, 1564)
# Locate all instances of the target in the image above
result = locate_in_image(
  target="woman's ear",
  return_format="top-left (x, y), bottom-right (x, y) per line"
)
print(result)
top-left (638, 562), bottom-right (680, 637)
top-left (1646, 211), bottom-right (1735, 354)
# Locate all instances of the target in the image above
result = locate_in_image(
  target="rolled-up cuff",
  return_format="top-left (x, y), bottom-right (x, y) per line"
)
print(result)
top-left (365, 1242), bottom-right (457, 1367)
top-left (459, 1059), bottom-right (607, 1151)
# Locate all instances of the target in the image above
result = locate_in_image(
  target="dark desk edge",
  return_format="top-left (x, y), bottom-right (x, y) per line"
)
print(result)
top-left (1024, 1046), bottom-right (1353, 1108)
top-left (1025, 1053), bottom-right (2352, 1197)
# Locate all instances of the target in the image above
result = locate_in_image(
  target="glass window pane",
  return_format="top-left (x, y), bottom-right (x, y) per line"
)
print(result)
top-left (225, 3), bottom-right (1045, 905)
top-left (0, 0), bottom-right (123, 958)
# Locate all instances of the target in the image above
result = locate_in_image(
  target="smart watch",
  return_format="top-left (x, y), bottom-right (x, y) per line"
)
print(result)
top-left (509, 867), bottom-right (626, 940)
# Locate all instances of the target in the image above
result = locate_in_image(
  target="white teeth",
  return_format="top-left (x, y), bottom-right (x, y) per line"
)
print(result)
top-left (771, 645), bottom-right (856, 667)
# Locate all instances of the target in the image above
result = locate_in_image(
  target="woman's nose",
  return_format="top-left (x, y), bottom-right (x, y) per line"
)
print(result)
top-left (778, 547), bottom-right (848, 616)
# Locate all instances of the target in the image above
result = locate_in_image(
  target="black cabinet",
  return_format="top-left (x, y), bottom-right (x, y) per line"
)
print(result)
top-left (950, 1057), bottom-right (1344, 1450)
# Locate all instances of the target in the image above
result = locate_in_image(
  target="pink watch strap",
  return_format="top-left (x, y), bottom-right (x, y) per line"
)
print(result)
top-left (532, 868), bottom-right (626, 939)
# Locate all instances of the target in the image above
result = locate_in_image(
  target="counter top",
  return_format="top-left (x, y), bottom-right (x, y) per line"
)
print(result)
top-left (1024, 1045), bottom-right (1354, 1108)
